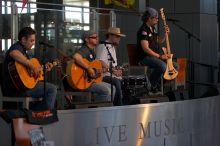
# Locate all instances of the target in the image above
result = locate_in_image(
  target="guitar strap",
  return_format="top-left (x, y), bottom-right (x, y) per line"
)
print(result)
top-left (103, 44), bottom-right (116, 64)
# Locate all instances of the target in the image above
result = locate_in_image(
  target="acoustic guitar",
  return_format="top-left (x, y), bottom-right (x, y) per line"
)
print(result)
top-left (160, 8), bottom-right (178, 80)
top-left (8, 58), bottom-right (59, 91)
top-left (66, 59), bottom-right (103, 90)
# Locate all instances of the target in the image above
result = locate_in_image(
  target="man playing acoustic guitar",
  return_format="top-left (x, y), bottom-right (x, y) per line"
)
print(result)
top-left (70, 30), bottom-right (115, 102)
top-left (137, 7), bottom-right (179, 94)
top-left (2, 27), bottom-right (57, 110)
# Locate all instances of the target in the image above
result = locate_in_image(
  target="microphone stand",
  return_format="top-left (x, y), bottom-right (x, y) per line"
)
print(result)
top-left (41, 44), bottom-right (47, 98)
top-left (103, 43), bottom-right (115, 103)
top-left (170, 21), bottom-right (201, 60)
top-left (170, 21), bottom-right (201, 96)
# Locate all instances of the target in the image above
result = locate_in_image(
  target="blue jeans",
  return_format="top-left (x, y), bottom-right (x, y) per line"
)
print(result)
top-left (25, 81), bottom-right (57, 110)
top-left (139, 56), bottom-right (179, 87)
top-left (103, 76), bottom-right (123, 106)
top-left (85, 82), bottom-right (114, 102)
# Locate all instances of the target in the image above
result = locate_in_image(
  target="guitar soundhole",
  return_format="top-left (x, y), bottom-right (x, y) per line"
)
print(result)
top-left (169, 72), bottom-right (174, 75)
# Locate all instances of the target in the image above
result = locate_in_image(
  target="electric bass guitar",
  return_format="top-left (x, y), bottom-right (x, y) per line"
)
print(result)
top-left (8, 58), bottom-right (59, 91)
top-left (66, 59), bottom-right (103, 90)
top-left (160, 8), bottom-right (178, 80)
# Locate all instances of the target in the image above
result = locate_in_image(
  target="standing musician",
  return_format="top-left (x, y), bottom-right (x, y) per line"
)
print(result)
top-left (71, 30), bottom-right (114, 102)
top-left (137, 7), bottom-right (179, 93)
top-left (2, 27), bottom-right (57, 110)
top-left (96, 27), bottom-right (126, 106)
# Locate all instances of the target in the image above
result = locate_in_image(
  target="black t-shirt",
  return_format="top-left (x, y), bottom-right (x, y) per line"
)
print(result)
top-left (2, 41), bottom-right (29, 96)
top-left (136, 23), bottom-right (161, 61)
top-left (75, 44), bottom-right (96, 61)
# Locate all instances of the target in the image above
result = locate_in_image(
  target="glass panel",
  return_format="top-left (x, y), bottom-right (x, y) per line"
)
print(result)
top-left (30, 3), bottom-right (37, 13)
top-left (83, 9), bottom-right (90, 24)
top-left (2, 1), bottom-right (5, 14)
top-left (16, 2), bottom-right (27, 13)
top-left (65, 7), bottom-right (82, 23)
top-left (2, 39), bottom-right (5, 51)
top-left (6, 1), bottom-right (11, 14)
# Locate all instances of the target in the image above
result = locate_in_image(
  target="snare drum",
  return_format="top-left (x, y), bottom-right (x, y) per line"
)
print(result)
top-left (122, 75), bottom-right (146, 88)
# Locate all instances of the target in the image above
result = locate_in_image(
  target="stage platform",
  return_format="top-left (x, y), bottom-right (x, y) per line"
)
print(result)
top-left (1, 96), bottom-right (220, 146)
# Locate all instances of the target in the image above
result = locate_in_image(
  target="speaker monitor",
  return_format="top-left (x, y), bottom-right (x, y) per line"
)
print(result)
top-left (165, 90), bottom-right (189, 101)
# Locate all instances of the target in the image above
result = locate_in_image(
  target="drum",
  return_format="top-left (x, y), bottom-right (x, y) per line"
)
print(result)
top-left (122, 75), bottom-right (147, 88)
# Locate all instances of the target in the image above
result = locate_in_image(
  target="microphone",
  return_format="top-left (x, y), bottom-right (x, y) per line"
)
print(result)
top-left (99, 41), bottom-right (113, 45)
top-left (167, 18), bottom-right (180, 22)
top-left (39, 41), bottom-right (54, 48)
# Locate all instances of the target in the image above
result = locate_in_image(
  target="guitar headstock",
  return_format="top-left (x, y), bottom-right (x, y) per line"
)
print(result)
top-left (114, 63), bottom-right (129, 71)
top-left (160, 8), bottom-right (166, 21)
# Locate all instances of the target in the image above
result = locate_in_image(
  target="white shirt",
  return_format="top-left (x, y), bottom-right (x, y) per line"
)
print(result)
top-left (95, 43), bottom-right (118, 77)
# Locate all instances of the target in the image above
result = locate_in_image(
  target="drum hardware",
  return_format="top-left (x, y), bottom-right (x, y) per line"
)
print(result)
top-left (122, 75), bottom-right (151, 98)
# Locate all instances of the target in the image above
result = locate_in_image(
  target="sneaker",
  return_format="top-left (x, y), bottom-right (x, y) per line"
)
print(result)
top-left (148, 86), bottom-right (162, 96)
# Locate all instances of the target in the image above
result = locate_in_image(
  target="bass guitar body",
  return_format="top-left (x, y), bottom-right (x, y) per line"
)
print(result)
top-left (163, 53), bottom-right (178, 80)
top-left (66, 59), bottom-right (103, 90)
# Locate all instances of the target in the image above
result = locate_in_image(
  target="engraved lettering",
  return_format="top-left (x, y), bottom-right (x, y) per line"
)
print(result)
top-left (96, 127), bottom-right (100, 144)
top-left (104, 126), bottom-right (115, 143)
top-left (164, 119), bottom-right (170, 135)
top-left (172, 118), bottom-right (176, 134)
top-left (138, 122), bottom-right (151, 139)
top-left (178, 118), bottom-right (185, 133)
top-left (154, 120), bottom-right (162, 137)
top-left (119, 125), bottom-right (127, 142)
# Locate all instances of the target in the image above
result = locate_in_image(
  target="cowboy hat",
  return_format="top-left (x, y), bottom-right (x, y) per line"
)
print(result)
top-left (106, 27), bottom-right (126, 37)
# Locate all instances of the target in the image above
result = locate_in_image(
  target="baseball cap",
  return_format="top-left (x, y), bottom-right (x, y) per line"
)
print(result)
top-left (146, 7), bottom-right (158, 17)
top-left (82, 30), bottom-right (97, 41)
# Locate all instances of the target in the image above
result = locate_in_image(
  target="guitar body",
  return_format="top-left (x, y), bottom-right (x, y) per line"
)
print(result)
top-left (163, 54), bottom-right (178, 80)
top-left (8, 58), bottom-right (43, 91)
top-left (66, 59), bottom-right (103, 90)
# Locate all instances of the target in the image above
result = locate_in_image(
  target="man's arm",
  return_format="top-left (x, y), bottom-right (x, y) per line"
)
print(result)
top-left (9, 50), bottom-right (42, 77)
top-left (141, 40), bottom-right (161, 58)
top-left (72, 53), bottom-right (95, 78)
top-left (10, 50), bottom-right (32, 68)
top-left (72, 53), bottom-right (90, 70)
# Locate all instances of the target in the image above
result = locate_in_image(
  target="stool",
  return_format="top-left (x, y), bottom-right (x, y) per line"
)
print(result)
top-left (0, 63), bottom-right (42, 110)
top-left (126, 44), bottom-right (164, 95)
top-left (0, 96), bottom-right (42, 109)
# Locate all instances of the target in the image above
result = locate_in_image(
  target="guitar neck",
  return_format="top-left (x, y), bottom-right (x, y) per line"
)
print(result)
top-left (160, 8), bottom-right (172, 55)
top-left (165, 32), bottom-right (171, 55)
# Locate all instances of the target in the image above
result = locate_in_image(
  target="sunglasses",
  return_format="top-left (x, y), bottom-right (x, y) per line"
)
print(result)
top-left (89, 36), bottom-right (98, 39)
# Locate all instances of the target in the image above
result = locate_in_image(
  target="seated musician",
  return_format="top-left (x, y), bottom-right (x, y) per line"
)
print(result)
top-left (136, 7), bottom-right (179, 93)
top-left (95, 27), bottom-right (126, 106)
top-left (2, 27), bottom-right (57, 110)
top-left (71, 30), bottom-right (115, 102)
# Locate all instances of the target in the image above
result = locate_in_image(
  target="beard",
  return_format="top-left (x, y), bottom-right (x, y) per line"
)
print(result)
top-left (112, 42), bottom-right (119, 46)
